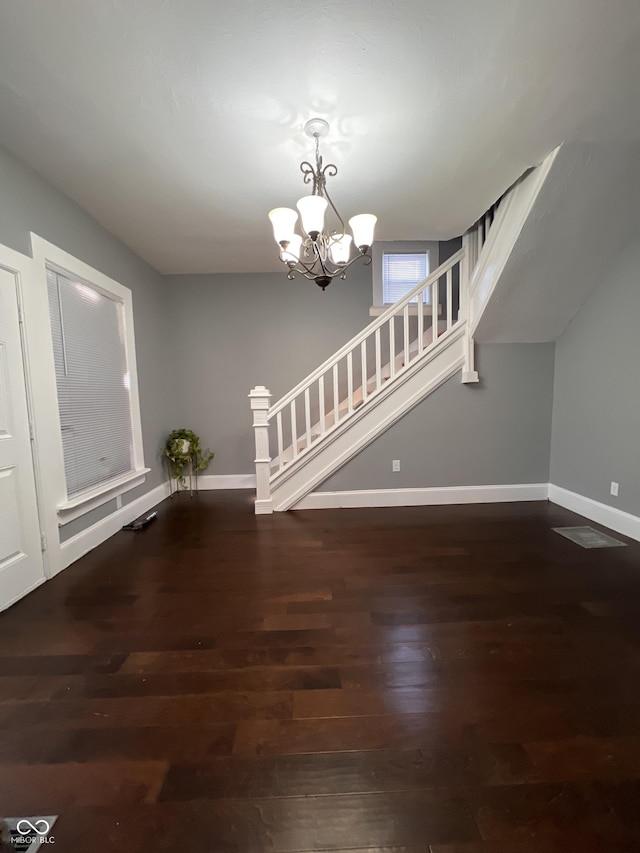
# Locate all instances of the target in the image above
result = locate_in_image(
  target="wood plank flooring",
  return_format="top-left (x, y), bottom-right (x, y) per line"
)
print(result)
top-left (2, 491), bottom-right (640, 851)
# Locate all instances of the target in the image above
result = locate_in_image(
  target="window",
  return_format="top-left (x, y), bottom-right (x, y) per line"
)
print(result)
top-left (46, 266), bottom-right (144, 504)
top-left (371, 241), bottom-right (439, 311)
top-left (382, 252), bottom-right (429, 305)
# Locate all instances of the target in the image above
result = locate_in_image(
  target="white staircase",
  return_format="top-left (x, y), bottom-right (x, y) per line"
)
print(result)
top-left (272, 319), bottom-right (448, 470)
top-left (249, 154), bottom-right (555, 513)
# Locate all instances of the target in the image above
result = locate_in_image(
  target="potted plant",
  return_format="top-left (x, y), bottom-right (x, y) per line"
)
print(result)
top-left (164, 428), bottom-right (214, 490)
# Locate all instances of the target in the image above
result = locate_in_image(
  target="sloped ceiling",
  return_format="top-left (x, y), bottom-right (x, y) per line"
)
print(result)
top-left (0, 1), bottom-right (639, 273)
top-left (474, 143), bottom-right (640, 343)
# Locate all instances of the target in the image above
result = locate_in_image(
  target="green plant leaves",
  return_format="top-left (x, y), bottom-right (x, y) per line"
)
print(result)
top-left (164, 428), bottom-right (214, 488)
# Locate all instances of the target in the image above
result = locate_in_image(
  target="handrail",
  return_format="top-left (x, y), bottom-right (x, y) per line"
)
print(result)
top-left (268, 247), bottom-right (465, 418)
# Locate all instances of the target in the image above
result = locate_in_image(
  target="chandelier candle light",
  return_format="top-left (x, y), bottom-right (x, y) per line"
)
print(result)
top-left (268, 118), bottom-right (377, 290)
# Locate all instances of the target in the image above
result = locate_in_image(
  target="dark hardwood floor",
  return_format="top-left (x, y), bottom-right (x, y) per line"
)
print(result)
top-left (2, 491), bottom-right (640, 851)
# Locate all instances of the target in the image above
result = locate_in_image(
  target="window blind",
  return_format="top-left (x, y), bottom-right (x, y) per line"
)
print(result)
top-left (46, 268), bottom-right (135, 498)
top-left (382, 252), bottom-right (430, 304)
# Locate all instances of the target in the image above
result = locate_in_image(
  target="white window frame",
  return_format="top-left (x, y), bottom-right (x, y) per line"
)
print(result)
top-left (28, 236), bottom-right (148, 531)
top-left (371, 240), bottom-right (439, 315)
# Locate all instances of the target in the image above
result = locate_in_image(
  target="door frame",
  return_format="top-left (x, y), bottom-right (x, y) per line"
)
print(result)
top-left (0, 243), bottom-right (50, 582)
top-left (2, 235), bottom-right (154, 581)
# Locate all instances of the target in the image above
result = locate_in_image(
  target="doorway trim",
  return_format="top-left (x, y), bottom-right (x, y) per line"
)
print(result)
top-left (0, 243), bottom-right (49, 586)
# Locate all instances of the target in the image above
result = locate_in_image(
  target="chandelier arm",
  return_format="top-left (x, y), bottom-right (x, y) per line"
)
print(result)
top-left (284, 248), bottom-right (371, 283)
top-left (308, 250), bottom-right (372, 279)
top-left (287, 264), bottom-right (320, 281)
top-left (282, 254), bottom-right (318, 278)
top-left (279, 240), bottom-right (319, 277)
top-left (312, 239), bottom-right (333, 278)
top-left (297, 259), bottom-right (320, 278)
top-left (328, 251), bottom-right (371, 279)
top-left (345, 252), bottom-right (373, 272)
top-left (343, 250), bottom-right (372, 275)
top-left (300, 160), bottom-right (316, 187)
top-left (322, 183), bottom-right (346, 235)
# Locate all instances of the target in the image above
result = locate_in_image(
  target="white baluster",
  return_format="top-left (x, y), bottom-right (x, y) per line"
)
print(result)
top-left (290, 399), bottom-right (298, 459)
top-left (347, 351), bottom-right (354, 414)
top-left (418, 291), bottom-right (424, 353)
top-left (403, 304), bottom-right (409, 368)
top-left (432, 276), bottom-right (439, 345)
top-left (375, 328), bottom-right (381, 390)
top-left (248, 386), bottom-right (273, 515)
top-left (333, 363), bottom-right (339, 426)
top-left (462, 232), bottom-right (474, 302)
top-left (446, 267), bottom-right (453, 331)
top-left (460, 246), bottom-right (470, 324)
top-left (304, 387), bottom-right (311, 449)
top-left (460, 244), bottom-right (479, 384)
top-left (361, 339), bottom-right (368, 402)
top-left (276, 410), bottom-right (283, 471)
top-left (389, 318), bottom-right (396, 377)
top-left (319, 374), bottom-right (326, 436)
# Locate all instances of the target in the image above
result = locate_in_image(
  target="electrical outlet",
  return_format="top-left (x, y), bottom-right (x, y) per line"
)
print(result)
top-left (610, 481), bottom-right (619, 497)
top-left (392, 459), bottom-right (400, 472)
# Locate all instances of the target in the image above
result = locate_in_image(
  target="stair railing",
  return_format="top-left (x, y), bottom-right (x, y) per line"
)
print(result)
top-left (466, 196), bottom-right (503, 272)
top-left (249, 248), bottom-right (467, 496)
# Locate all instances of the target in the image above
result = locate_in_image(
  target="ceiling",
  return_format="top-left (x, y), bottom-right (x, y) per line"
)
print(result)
top-left (0, 1), bottom-right (640, 274)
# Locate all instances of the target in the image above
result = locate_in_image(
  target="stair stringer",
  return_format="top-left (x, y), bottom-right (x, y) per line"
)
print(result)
top-left (270, 324), bottom-right (467, 512)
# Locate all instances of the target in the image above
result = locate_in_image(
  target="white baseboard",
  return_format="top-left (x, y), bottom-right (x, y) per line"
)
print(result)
top-left (53, 480), bottom-right (640, 576)
top-left (294, 483), bottom-right (550, 510)
top-left (59, 481), bottom-right (171, 570)
top-left (195, 474), bottom-right (256, 490)
top-left (57, 474), bottom-right (255, 572)
top-left (549, 484), bottom-right (640, 543)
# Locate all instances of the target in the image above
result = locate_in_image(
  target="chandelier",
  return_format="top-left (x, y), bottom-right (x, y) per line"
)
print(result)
top-left (268, 118), bottom-right (377, 290)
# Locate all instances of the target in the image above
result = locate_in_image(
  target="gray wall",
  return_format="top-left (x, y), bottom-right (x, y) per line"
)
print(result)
top-left (165, 264), bottom-right (374, 475)
top-left (550, 238), bottom-right (640, 516)
top-left (320, 343), bottom-right (555, 491)
top-left (0, 145), bottom-right (172, 532)
top-left (0, 140), bottom-right (559, 516)
top-left (165, 240), bottom-right (465, 477)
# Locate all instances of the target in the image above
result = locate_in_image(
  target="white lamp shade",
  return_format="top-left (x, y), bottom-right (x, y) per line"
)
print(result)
top-left (280, 234), bottom-right (302, 263)
top-left (329, 234), bottom-right (353, 265)
top-left (349, 213), bottom-right (377, 249)
top-left (296, 195), bottom-right (328, 236)
top-left (269, 207), bottom-right (298, 245)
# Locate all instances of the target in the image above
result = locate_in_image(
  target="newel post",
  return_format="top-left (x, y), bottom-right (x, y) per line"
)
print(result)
top-left (249, 386), bottom-right (273, 515)
top-left (460, 233), bottom-right (479, 384)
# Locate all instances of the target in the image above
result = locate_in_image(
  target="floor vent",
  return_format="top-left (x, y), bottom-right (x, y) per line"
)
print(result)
top-left (3, 816), bottom-right (58, 852)
top-left (552, 526), bottom-right (627, 549)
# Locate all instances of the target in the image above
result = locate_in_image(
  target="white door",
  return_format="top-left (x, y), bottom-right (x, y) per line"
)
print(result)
top-left (0, 264), bottom-right (46, 610)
